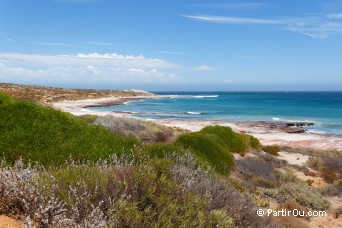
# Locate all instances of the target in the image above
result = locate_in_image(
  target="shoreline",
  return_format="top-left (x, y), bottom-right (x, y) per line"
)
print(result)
top-left (53, 96), bottom-right (342, 151)
top-left (53, 95), bottom-right (164, 117)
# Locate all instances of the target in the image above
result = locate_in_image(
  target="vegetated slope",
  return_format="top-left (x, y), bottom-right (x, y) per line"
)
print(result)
top-left (0, 92), bottom-right (281, 227)
top-left (175, 126), bottom-right (261, 175)
top-left (176, 132), bottom-right (234, 175)
top-left (200, 125), bottom-right (261, 155)
top-left (0, 92), bottom-right (139, 166)
top-left (0, 82), bottom-right (155, 104)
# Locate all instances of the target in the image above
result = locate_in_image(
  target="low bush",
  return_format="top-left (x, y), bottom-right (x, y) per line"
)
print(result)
top-left (249, 135), bottom-right (262, 149)
top-left (144, 143), bottom-right (182, 158)
top-left (280, 146), bottom-right (342, 157)
top-left (318, 183), bottom-right (341, 196)
top-left (335, 206), bottom-right (342, 219)
top-left (0, 91), bottom-right (15, 105)
top-left (236, 156), bottom-right (285, 181)
top-left (176, 132), bottom-right (234, 175)
top-left (171, 157), bottom-right (278, 227)
top-left (321, 156), bottom-right (342, 176)
top-left (275, 168), bottom-right (299, 183)
top-left (94, 115), bottom-right (174, 143)
top-left (250, 176), bottom-right (279, 188)
top-left (262, 182), bottom-right (330, 210)
top-left (262, 145), bottom-right (280, 156)
top-left (306, 179), bottom-right (314, 186)
top-left (306, 157), bottom-right (325, 170)
top-left (320, 166), bottom-right (338, 183)
top-left (278, 199), bottom-right (308, 218)
top-left (0, 151), bottom-right (280, 227)
top-left (199, 125), bottom-right (255, 156)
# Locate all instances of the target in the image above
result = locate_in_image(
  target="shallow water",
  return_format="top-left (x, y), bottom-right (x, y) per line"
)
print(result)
top-left (89, 92), bottom-right (342, 135)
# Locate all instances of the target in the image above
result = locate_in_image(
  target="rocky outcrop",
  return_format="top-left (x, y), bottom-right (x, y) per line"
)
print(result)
top-left (259, 121), bottom-right (314, 134)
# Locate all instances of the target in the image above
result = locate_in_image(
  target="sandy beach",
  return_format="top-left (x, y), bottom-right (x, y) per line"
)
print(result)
top-left (53, 97), bottom-right (342, 151)
top-left (53, 96), bottom-right (159, 117)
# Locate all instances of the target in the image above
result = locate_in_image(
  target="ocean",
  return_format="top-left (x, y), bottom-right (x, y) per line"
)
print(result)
top-left (89, 92), bottom-right (342, 136)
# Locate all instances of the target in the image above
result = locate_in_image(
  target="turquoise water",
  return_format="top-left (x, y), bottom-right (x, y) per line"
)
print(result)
top-left (89, 92), bottom-right (342, 135)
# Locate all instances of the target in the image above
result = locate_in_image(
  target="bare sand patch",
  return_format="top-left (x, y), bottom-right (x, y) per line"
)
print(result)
top-left (0, 216), bottom-right (22, 228)
top-left (278, 151), bottom-right (310, 166)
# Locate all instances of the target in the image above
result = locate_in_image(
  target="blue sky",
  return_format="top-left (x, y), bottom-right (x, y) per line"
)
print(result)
top-left (1, 0), bottom-right (342, 91)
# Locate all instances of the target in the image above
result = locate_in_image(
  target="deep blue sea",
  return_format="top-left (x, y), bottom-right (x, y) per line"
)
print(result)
top-left (89, 92), bottom-right (342, 135)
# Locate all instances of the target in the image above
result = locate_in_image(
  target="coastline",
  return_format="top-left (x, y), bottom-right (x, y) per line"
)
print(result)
top-left (53, 95), bottom-right (162, 117)
top-left (53, 96), bottom-right (342, 151)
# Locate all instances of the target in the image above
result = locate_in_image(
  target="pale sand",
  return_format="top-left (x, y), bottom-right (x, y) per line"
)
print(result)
top-left (0, 215), bottom-right (22, 228)
top-left (53, 98), bottom-right (342, 151)
top-left (278, 151), bottom-right (310, 166)
top-left (53, 96), bottom-right (158, 117)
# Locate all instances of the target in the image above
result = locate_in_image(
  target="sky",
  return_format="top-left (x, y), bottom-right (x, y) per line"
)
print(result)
top-left (1, 0), bottom-right (342, 91)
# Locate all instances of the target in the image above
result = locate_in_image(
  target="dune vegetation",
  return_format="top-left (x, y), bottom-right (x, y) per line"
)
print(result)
top-left (0, 92), bottom-right (139, 166)
top-left (1, 91), bottom-right (340, 227)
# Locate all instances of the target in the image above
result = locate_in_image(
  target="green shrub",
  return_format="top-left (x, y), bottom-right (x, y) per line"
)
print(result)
top-left (249, 135), bottom-right (262, 149)
top-left (176, 132), bottom-right (234, 175)
top-left (144, 143), bottom-right (181, 158)
top-left (262, 145), bottom-right (280, 156)
top-left (199, 126), bottom-right (251, 155)
top-left (0, 95), bottom-right (140, 166)
top-left (0, 91), bottom-right (15, 105)
top-left (251, 176), bottom-right (279, 188)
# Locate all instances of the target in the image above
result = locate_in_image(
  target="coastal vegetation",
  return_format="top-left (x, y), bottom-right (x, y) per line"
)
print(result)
top-left (0, 83), bottom-right (154, 104)
top-left (0, 94), bottom-right (139, 166)
top-left (94, 115), bottom-right (177, 144)
top-left (0, 90), bottom-right (340, 227)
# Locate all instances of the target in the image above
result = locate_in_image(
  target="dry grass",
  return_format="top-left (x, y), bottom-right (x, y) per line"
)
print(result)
top-left (94, 115), bottom-right (176, 143)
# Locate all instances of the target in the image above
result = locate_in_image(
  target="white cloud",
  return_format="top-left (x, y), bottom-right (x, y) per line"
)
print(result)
top-left (0, 52), bottom-right (178, 84)
top-left (193, 3), bottom-right (267, 10)
top-left (326, 13), bottom-right (342, 19)
top-left (129, 68), bottom-right (144, 72)
top-left (236, 55), bottom-right (258, 60)
top-left (85, 41), bottom-right (120, 46)
top-left (193, 65), bottom-right (218, 71)
top-left (183, 15), bottom-right (281, 25)
top-left (157, 50), bottom-right (187, 55)
top-left (28, 41), bottom-right (73, 46)
top-left (183, 14), bottom-right (342, 39)
top-left (286, 19), bottom-right (342, 39)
